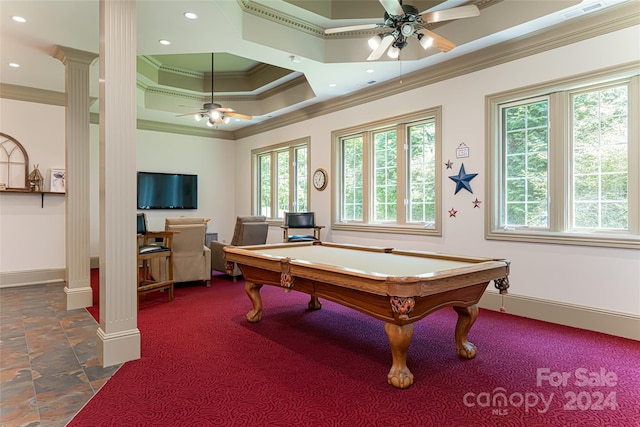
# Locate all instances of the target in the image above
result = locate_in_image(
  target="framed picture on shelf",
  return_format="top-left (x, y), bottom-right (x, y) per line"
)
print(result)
top-left (49, 168), bottom-right (65, 193)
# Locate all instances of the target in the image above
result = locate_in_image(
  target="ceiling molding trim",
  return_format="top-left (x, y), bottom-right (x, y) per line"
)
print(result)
top-left (91, 113), bottom-right (237, 140)
top-left (0, 84), bottom-right (65, 106)
top-left (256, 75), bottom-right (311, 100)
top-left (239, 0), bottom-right (325, 37)
top-left (136, 80), bottom-right (149, 92)
top-left (144, 85), bottom-right (262, 104)
top-left (139, 55), bottom-right (162, 68)
top-left (234, 1), bottom-right (640, 139)
top-left (158, 66), bottom-right (203, 80)
top-left (136, 119), bottom-right (235, 140)
top-left (145, 86), bottom-right (203, 102)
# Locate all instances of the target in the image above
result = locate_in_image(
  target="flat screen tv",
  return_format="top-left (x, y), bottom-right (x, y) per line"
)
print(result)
top-left (137, 172), bottom-right (198, 210)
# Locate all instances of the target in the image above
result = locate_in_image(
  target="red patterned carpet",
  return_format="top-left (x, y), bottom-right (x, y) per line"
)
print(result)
top-left (76, 273), bottom-right (640, 426)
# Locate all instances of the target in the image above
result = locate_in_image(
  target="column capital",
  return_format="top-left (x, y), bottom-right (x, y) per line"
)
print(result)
top-left (52, 45), bottom-right (98, 66)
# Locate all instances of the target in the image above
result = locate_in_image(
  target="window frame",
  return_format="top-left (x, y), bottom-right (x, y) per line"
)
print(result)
top-left (252, 137), bottom-right (310, 221)
top-left (486, 64), bottom-right (640, 249)
top-left (331, 107), bottom-right (442, 236)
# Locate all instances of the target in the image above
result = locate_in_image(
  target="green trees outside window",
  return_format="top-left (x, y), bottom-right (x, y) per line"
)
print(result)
top-left (334, 107), bottom-right (442, 235)
top-left (488, 70), bottom-right (638, 248)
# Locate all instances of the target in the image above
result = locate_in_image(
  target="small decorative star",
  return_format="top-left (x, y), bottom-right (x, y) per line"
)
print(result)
top-left (473, 198), bottom-right (482, 208)
top-left (448, 208), bottom-right (458, 217)
top-left (445, 160), bottom-right (453, 169)
top-left (449, 163), bottom-right (478, 195)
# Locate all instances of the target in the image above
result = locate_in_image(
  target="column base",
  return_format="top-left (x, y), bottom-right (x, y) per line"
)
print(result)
top-left (64, 285), bottom-right (93, 310)
top-left (96, 327), bottom-right (141, 367)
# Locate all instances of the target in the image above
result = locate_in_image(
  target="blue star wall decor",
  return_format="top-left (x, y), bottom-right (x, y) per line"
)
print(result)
top-left (449, 163), bottom-right (478, 194)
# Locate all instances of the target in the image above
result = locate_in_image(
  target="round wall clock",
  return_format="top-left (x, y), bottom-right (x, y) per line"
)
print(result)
top-left (313, 168), bottom-right (328, 191)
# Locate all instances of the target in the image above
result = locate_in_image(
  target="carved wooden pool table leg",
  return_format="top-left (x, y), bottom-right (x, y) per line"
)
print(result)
top-left (308, 295), bottom-right (322, 310)
top-left (384, 322), bottom-right (415, 389)
top-left (245, 282), bottom-right (263, 323)
top-left (453, 304), bottom-right (479, 359)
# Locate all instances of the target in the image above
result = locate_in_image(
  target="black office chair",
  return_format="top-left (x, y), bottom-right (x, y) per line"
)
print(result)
top-left (281, 212), bottom-right (324, 242)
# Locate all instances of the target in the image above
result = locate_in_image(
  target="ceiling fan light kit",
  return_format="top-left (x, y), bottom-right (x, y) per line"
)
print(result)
top-left (326, 0), bottom-right (480, 61)
top-left (417, 33), bottom-right (433, 49)
top-left (176, 53), bottom-right (252, 127)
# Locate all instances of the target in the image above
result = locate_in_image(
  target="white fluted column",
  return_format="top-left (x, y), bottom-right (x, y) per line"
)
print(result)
top-left (96, 0), bottom-right (140, 367)
top-left (52, 45), bottom-right (98, 311)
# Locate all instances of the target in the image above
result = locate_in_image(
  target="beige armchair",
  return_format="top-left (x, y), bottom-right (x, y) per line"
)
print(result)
top-left (211, 216), bottom-right (269, 282)
top-left (154, 217), bottom-right (211, 286)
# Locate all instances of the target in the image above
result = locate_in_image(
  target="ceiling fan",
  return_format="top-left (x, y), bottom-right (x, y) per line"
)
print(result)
top-left (177, 53), bottom-right (252, 127)
top-left (324, 0), bottom-right (480, 60)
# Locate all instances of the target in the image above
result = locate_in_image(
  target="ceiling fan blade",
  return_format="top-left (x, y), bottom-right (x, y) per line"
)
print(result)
top-left (417, 29), bottom-right (456, 52)
top-left (325, 23), bottom-right (380, 34)
top-left (226, 112), bottom-right (253, 120)
top-left (420, 5), bottom-right (479, 24)
top-left (367, 33), bottom-right (394, 61)
top-left (176, 111), bottom-right (204, 117)
top-left (378, 0), bottom-right (404, 16)
top-left (216, 107), bottom-right (236, 113)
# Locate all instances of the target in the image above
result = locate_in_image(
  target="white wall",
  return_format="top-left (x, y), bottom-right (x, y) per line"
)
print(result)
top-left (235, 25), bottom-right (640, 317)
top-left (87, 126), bottom-right (239, 256)
top-left (135, 129), bottom-right (235, 236)
top-left (0, 99), bottom-right (66, 272)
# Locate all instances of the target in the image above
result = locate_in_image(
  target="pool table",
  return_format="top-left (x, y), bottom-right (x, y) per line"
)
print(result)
top-left (224, 241), bottom-right (510, 389)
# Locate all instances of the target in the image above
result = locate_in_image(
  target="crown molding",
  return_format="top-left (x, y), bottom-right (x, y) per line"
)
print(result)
top-left (88, 112), bottom-right (235, 139)
top-left (0, 83), bottom-right (65, 106)
top-left (51, 45), bottom-right (99, 66)
top-left (234, 1), bottom-right (640, 139)
top-left (238, 0), bottom-right (325, 37)
top-left (136, 119), bottom-right (235, 140)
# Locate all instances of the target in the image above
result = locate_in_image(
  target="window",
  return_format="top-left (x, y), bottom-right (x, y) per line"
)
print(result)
top-left (487, 67), bottom-right (639, 248)
top-left (333, 107), bottom-right (442, 235)
top-left (253, 138), bottom-right (310, 220)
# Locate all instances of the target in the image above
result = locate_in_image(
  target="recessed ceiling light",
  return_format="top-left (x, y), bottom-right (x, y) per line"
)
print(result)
top-left (184, 12), bottom-right (198, 19)
top-left (12, 16), bottom-right (26, 23)
top-left (159, 39), bottom-right (171, 45)
top-left (366, 69), bottom-right (374, 73)
top-left (9, 63), bottom-right (20, 68)
top-left (329, 83), bottom-right (336, 87)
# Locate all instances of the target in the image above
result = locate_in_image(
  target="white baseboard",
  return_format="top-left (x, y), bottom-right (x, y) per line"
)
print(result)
top-left (64, 285), bottom-right (94, 309)
top-left (0, 268), bottom-right (65, 288)
top-left (479, 291), bottom-right (640, 341)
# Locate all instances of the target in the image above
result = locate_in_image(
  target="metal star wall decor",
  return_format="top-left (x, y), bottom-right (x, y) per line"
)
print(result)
top-left (449, 163), bottom-right (478, 194)
top-left (448, 207), bottom-right (458, 217)
top-left (445, 160), bottom-right (453, 169)
top-left (473, 198), bottom-right (482, 208)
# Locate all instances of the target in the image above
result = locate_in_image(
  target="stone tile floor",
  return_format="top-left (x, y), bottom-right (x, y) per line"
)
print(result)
top-left (0, 283), bottom-right (120, 427)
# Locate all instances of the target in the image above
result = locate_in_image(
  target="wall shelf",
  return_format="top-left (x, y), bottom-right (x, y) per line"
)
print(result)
top-left (0, 189), bottom-right (65, 208)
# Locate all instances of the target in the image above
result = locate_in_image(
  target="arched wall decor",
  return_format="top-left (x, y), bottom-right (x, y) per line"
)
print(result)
top-left (0, 132), bottom-right (29, 189)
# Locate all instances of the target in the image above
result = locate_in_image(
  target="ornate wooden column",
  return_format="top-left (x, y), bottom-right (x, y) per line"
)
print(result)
top-left (52, 45), bottom-right (98, 311)
top-left (96, 0), bottom-right (140, 366)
